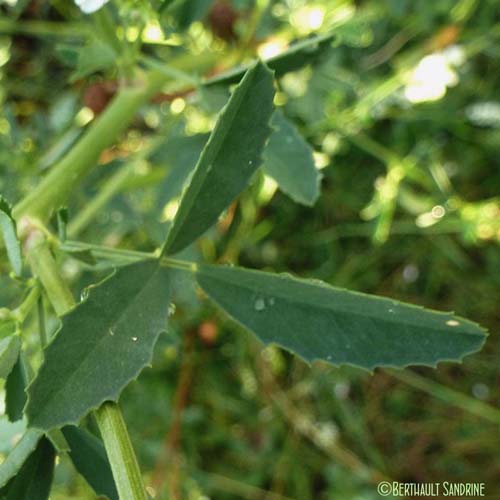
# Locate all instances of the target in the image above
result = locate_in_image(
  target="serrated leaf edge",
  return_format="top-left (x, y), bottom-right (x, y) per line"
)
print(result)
top-left (196, 265), bottom-right (488, 373)
top-left (163, 61), bottom-right (275, 255)
top-left (25, 261), bottom-right (168, 431)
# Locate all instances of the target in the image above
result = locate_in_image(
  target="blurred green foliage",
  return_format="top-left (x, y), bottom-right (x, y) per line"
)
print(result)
top-left (0, 0), bottom-right (499, 498)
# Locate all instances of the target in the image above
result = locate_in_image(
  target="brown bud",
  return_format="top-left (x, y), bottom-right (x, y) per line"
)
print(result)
top-left (208, 1), bottom-right (239, 42)
top-left (83, 82), bottom-right (117, 115)
top-left (198, 321), bottom-right (219, 345)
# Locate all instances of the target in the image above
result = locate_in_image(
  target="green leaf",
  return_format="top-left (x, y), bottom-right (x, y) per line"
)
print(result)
top-left (0, 196), bottom-right (22, 276)
top-left (56, 207), bottom-right (69, 242)
top-left (262, 110), bottom-right (322, 206)
top-left (62, 425), bottom-right (118, 500)
top-left (196, 265), bottom-right (487, 370)
top-left (168, 0), bottom-right (213, 30)
top-left (0, 429), bottom-right (43, 489)
top-left (26, 260), bottom-right (171, 431)
top-left (69, 41), bottom-right (116, 82)
top-left (151, 132), bottom-right (209, 209)
top-left (162, 62), bottom-right (275, 255)
top-left (2, 437), bottom-right (55, 500)
top-left (5, 354), bottom-right (29, 422)
top-left (0, 336), bottom-right (21, 380)
top-left (204, 33), bottom-right (335, 87)
top-left (0, 321), bottom-right (16, 340)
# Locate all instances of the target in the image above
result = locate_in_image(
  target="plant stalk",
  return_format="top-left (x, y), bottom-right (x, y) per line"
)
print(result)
top-left (27, 233), bottom-right (74, 316)
top-left (13, 70), bottom-right (168, 223)
top-left (67, 162), bottom-right (136, 238)
top-left (95, 402), bottom-right (148, 500)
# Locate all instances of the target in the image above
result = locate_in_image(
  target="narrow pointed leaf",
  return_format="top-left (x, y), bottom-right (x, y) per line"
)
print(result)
top-left (263, 110), bottom-right (322, 206)
top-left (162, 61), bottom-right (275, 255)
top-left (0, 196), bottom-right (22, 276)
top-left (5, 354), bottom-right (29, 422)
top-left (2, 438), bottom-right (55, 500)
top-left (69, 41), bottom-right (116, 82)
top-left (0, 336), bottom-right (20, 380)
top-left (0, 429), bottom-right (43, 489)
top-left (204, 32), bottom-right (335, 86)
top-left (26, 260), bottom-right (171, 430)
top-left (196, 265), bottom-right (487, 370)
top-left (62, 425), bottom-right (118, 500)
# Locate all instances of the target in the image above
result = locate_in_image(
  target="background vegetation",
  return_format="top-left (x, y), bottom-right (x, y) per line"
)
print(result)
top-left (0, 0), bottom-right (499, 498)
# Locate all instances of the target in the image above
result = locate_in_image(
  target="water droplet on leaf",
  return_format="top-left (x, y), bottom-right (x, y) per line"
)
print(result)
top-left (446, 320), bottom-right (460, 326)
top-left (132, 336), bottom-right (138, 341)
top-left (254, 298), bottom-right (266, 311)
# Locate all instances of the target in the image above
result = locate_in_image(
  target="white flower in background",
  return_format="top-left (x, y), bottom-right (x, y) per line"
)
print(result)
top-left (404, 45), bottom-right (465, 104)
top-left (74, 0), bottom-right (110, 14)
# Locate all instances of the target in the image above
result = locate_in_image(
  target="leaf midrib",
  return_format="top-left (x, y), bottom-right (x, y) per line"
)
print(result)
top-left (199, 270), bottom-right (486, 336)
top-left (29, 264), bottom-right (165, 426)
top-left (164, 63), bottom-right (265, 253)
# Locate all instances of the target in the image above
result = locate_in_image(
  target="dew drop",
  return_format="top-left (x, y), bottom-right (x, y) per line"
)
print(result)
top-left (132, 336), bottom-right (138, 342)
top-left (472, 383), bottom-right (490, 400)
top-left (446, 320), bottom-right (460, 327)
top-left (168, 303), bottom-right (176, 316)
top-left (80, 289), bottom-right (89, 301)
top-left (402, 264), bottom-right (419, 283)
top-left (109, 329), bottom-right (115, 336)
top-left (388, 308), bottom-right (394, 313)
top-left (254, 298), bottom-right (266, 311)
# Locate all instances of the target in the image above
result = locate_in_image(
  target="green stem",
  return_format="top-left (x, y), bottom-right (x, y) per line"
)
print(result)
top-left (0, 17), bottom-right (88, 37)
top-left (26, 232), bottom-right (148, 498)
top-left (60, 240), bottom-right (157, 262)
top-left (27, 233), bottom-right (74, 316)
top-left (388, 369), bottom-right (500, 425)
top-left (141, 56), bottom-right (199, 86)
top-left (13, 71), bottom-right (168, 223)
top-left (94, 402), bottom-right (148, 500)
top-left (11, 285), bottom-right (40, 323)
top-left (93, 7), bottom-right (122, 55)
top-left (37, 296), bottom-right (48, 350)
top-left (59, 240), bottom-right (197, 272)
top-left (67, 162), bottom-right (136, 238)
top-left (347, 133), bottom-right (396, 166)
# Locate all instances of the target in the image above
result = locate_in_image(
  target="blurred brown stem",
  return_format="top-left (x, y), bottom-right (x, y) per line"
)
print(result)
top-left (257, 356), bottom-right (389, 485)
top-left (151, 329), bottom-right (197, 498)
